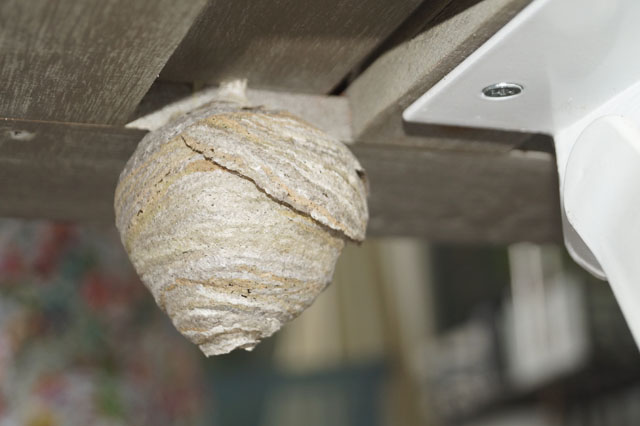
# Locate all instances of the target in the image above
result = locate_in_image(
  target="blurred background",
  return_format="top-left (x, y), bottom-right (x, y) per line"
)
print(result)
top-left (0, 218), bottom-right (639, 426)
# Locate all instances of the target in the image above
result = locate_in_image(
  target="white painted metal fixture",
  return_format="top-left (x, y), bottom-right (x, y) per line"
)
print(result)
top-left (404, 0), bottom-right (640, 346)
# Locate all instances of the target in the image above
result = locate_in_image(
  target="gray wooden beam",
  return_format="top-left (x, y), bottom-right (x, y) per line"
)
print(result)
top-left (0, 117), bottom-right (561, 244)
top-left (0, 0), bottom-right (208, 124)
top-left (0, 119), bottom-right (145, 223)
top-left (346, 0), bottom-right (533, 152)
top-left (354, 144), bottom-right (561, 244)
top-left (159, 0), bottom-right (425, 94)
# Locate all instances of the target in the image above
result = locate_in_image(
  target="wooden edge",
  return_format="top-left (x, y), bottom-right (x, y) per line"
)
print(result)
top-left (346, 0), bottom-right (533, 152)
top-left (0, 118), bottom-right (145, 224)
top-left (158, 0), bottom-right (424, 94)
top-left (353, 144), bottom-right (561, 244)
top-left (0, 0), bottom-right (209, 125)
top-left (0, 116), bottom-right (561, 244)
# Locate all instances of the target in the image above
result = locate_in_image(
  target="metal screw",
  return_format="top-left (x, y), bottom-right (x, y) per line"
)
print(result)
top-left (482, 82), bottom-right (523, 99)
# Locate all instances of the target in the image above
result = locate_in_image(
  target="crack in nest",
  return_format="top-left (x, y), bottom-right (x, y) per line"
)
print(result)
top-left (180, 135), bottom-right (358, 243)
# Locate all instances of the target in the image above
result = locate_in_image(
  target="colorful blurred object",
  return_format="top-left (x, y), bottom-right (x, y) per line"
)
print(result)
top-left (0, 219), bottom-right (207, 426)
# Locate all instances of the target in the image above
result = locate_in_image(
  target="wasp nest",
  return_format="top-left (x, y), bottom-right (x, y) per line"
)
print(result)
top-left (115, 94), bottom-right (368, 356)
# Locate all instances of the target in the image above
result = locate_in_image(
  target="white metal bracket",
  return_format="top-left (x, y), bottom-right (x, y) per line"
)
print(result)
top-left (404, 0), bottom-right (640, 345)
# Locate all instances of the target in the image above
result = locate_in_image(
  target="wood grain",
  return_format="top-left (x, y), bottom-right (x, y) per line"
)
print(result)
top-left (0, 0), bottom-right (208, 124)
top-left (352, 144), bottom-right (562, 244)
top-left (346, 0), bottom-right (533, 151)
top-left (0, 118), bottom-right (146, 223)
top-left (159, 0), bottom-right (424, 94)
top-left (0, 117), bottom-right (561, 244)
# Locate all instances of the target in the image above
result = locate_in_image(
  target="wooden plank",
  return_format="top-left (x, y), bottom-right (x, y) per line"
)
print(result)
top-left (0, 117), bottom-right (561, 244)
top-left (353, 144), bottom-right (561, 244)
top-left (159, 0), bottom-right (424, 94)
top-left (346, 0), bottom-right (533, 151)
top-left (0, 119), bottom-right (145, 223)
top-left (0, 0), bottom-right (208, 124)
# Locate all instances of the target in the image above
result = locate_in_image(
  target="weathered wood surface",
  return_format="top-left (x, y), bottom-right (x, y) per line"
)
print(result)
top-left (346, 0), bottom-right (533, 151)
top-left (0, 119), bottom-right (146, 223)
top-left (159, 0), bottom-right (424, 94)
top-left (0, 117), bottom-right (561, 244)
top-left (353, 144), bottom-right (561, 244)
top-left (0, 0), bottom-right (208, 124)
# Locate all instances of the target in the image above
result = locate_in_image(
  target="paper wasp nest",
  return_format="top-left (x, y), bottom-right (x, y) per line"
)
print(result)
top-left (115, 94), bottom-right (368, 356)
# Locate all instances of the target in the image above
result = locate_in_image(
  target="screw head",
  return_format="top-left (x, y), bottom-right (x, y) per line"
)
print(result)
top-left (482, 82), bottom-right (523, 99)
